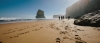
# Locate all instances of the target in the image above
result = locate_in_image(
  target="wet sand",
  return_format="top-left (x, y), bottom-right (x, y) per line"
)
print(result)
top-left (0, 19), bottom-right (100, 43)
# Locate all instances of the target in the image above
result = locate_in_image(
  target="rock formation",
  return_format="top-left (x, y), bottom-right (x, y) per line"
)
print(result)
top-left (36, 9), bottom-right (45, 18)
top-left (53, 15), bottom-right (64, 18)
top-left (74, 10), bottom-right (100, 26)
top-left (65, 0), bottom-right (100, 18)
top-left (53, 15), bottom-right (59, 18)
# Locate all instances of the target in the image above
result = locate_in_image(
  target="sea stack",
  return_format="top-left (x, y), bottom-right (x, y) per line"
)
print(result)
top-left (36, 9), bottom-right (45, 18)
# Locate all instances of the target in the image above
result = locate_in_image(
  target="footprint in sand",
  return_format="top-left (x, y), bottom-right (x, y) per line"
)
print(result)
top-left (20, 33), bottom-right (25, 34)
top-left (55, 38), bottom-right (60, 43)
top-left (75, 35), bottom-right (81, 40)
top-left (60, 31), bottom-right (68, 34)
top-left (75, 35), bottom-right (87, 43)
top-left (97, 29), bottom-right (100, 31)
top-left (56, 27), bottom-right (60, 30)
top-left (6, 32), bottom-right (12, 34)
top-left (13, 31), bottom-right (15, 32)
top-left (72, 30), bottom-right (77, 33)
top-left (77, 29), bottom-right (84, 31)
top-left (10, 37), bottom-right (13, 38)
top-left (25, 31), bottom-right (29, 33)
top-left (0, 41), bottom-right (3, 43)
top-left (76, 40), bottom-right (87, 43)
top-left (35, 29), bottom-right (38, 31)
top-left (40, 27), bottom-right (43, 29)
top-left (3, 33), bottom-right (7, 34)
top-left (14, 36), bottom-right (18, 38)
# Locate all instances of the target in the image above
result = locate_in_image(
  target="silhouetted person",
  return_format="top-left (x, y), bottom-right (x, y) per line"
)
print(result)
top-left (68, 16), bottom-right (70, 20)
top-left (61, 16), bottom-right (63, 20)
top-left (59, 16), bottom-right (60, 20)
top-left (62, 16), bottom-right (64, 20)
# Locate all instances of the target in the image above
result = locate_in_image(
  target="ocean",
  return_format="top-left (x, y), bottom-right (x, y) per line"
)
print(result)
top-left (0, 19), bottom-right (57, 24)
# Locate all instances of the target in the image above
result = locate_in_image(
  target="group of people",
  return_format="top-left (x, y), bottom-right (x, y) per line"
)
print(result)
top-left (58, 16), bottom-right (64, 20)
top-left (58, 16), bottom-right (70, 20)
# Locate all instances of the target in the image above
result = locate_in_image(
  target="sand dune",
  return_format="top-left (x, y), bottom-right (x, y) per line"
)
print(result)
top-left (0, 19), bottom-right (100, 43)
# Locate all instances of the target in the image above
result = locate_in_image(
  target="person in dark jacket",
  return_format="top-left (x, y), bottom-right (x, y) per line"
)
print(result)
top-left (62, 16), bottom-right (64, 20)
top-left (59, 16), bottom-right (60, 20)
top-left (68, 16), bottom-right (70, 20)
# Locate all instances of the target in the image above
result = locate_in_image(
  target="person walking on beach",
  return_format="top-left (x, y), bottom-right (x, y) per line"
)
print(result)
top-left (68, 16), bottom-right (70, 20)
top-left (59, 16), bottom-right (60, 20)
top-left (61, 16), bottom-right (63, 20)
top-left (62, 16), bottom-right (64, 20)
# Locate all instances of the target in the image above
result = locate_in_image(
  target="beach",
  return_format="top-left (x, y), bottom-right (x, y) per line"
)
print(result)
top-left (0, 19), bottom-right (100, 43)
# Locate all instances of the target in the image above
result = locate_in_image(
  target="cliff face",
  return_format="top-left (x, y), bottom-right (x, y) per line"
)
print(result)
top-left (66, 0), bottom-right (100, 18)
top-left (53, 15), bottom-right (59, 18)
top-left (36, 9), bottom-right (45, 18)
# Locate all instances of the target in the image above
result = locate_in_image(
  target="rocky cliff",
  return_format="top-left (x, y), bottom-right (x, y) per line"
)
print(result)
top-left (66, 0), bottom-right (100, 18)
top-left (53, 15), bottom-right (64, 18)
top-left (74, 10), bottom-right (100, 26)
top-left (53, 15), bottom-right (59, 18)
top-left (36, 9), bottom-right (45, 18)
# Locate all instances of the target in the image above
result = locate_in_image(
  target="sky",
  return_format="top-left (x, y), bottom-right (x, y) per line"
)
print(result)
top-left (0, 0), bottom-right (78, 19)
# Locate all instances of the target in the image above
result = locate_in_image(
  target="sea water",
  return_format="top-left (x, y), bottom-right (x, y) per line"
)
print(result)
top-left (0, 18), bottom-right (57, 24)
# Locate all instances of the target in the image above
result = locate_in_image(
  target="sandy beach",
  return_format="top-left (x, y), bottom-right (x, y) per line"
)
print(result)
top-left (0, 19), bottom-right (100, 43)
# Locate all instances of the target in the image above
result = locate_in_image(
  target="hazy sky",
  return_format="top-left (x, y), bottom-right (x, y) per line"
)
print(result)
top-left (0, 0), bottom-right (78, 19)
